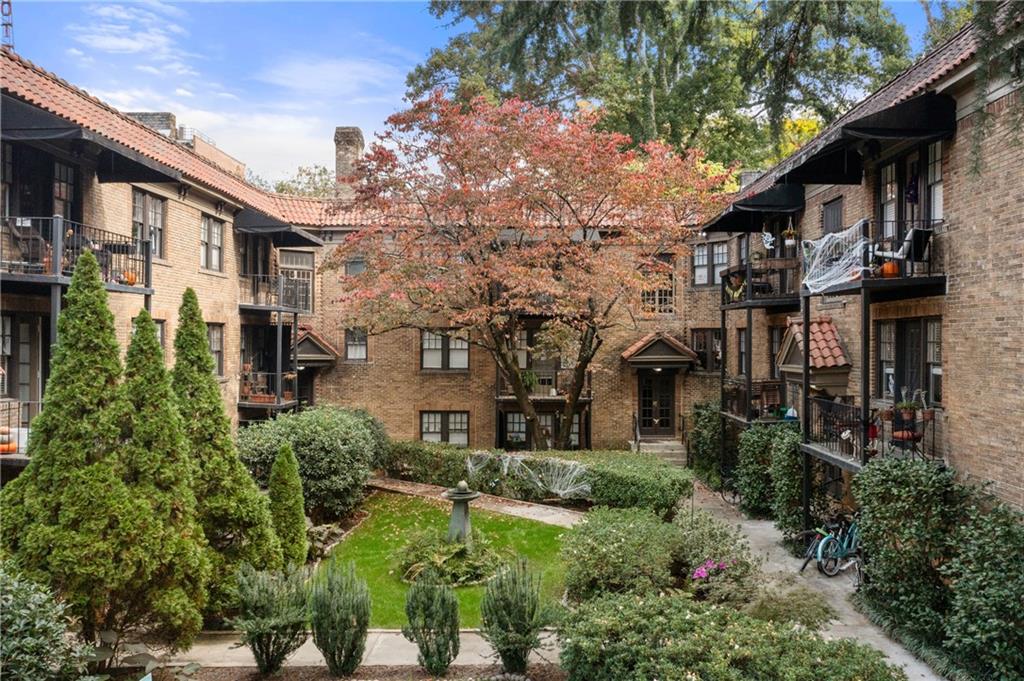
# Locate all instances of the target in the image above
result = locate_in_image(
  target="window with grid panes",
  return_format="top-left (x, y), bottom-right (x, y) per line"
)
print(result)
top-left (712, 242), bottom-right (729, 282)
top-left (280, 250), bottom-right (315, 313)
top-left (132, 189), bottom-right (166, 258)
top-left (421, 411), bottom-right (469, 446)
top-left (877, 321), bottom-right (895, 398)
top-left (53, 162), bottom-right (74, 219)
top-left (207, 323), bottom-right (224, 376)
top-left (200, 216), bottom-right (224, 271)
top-left (345, 328), bottom-right (367, 361)
top-left (506, 412), bottom-right (527, 446)
top-left (738, 327), bottom-right (748, 375)
top-left (691, 329), bottom-right (721, 371)
top-left (880, 163), bottom-right (897, 239)
top-left (641, 254), bottom-right (675, 314)
top-left (876, 318), bottom-right (942, 405)
top-left (927, 142), bottom-right (943, 221)
top-left (769, 326), bottom-right (784, 378)
top-left (926, 319), bottom-right (942, 404)
top-left (692, 244), bottom-right (709, 285)
top-left (421, 331), bottom-right (468, 370)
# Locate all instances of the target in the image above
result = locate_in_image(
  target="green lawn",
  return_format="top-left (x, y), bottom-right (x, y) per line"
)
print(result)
top-left (329, 491), bottom-right (565, 628)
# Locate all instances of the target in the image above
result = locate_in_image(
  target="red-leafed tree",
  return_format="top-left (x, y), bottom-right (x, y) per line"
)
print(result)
top-left (326, 92), bottom-right (731, 449)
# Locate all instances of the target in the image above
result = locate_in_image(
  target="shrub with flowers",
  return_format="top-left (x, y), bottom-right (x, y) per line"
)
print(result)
top-left (674, 509), bottom-right (759, 605)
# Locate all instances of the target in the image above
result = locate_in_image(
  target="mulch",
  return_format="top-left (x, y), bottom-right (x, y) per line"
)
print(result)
top-left (174, 665), bottom-right (566, 680)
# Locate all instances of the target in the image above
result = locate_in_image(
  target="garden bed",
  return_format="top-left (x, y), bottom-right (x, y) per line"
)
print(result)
top-left (177, 665), bottom-right (566, 680)
top-left (329, 491), bottom-right (565, 628)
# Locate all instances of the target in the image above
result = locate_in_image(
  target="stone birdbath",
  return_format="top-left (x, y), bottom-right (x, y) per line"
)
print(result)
top-left (443, 480), bottom-right (481, 548)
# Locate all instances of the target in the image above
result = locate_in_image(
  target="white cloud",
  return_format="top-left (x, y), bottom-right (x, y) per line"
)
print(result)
top-left (135, 65), bottom-right (162, 76)
top-left (258, 56), bottom-right (405, 97)
top-left (174, 87), bottom-right (194, 98)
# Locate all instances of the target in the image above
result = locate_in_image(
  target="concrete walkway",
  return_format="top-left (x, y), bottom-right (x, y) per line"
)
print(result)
top-left (368, 476), bottom-right (585, 528)
top-left (688, 481), bottom-right (941, 681)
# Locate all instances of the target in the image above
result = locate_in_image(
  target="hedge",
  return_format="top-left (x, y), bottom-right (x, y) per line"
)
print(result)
top-left (768, 425), bottom-right (805, 540)
top-left (688, 401), bottom-right (722, 486)
top-left (559, 592), bottom-right (907, 681)
top-left (238, 407), bottom-right (378, 522)
top-left (735, 423), bottom-right (776, 517)
top-left (854, 458), bottom-right (1024, 680)
top-left (673, 508), bottom-right (759, 605)
top-left (383, 441), bottom-right (469, 488)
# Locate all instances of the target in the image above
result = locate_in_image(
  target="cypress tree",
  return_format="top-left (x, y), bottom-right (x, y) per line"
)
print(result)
top-left (269, 443), bottom-right (309, 566)
top-left (0, 252), bottom-right (204, 653)
top-left (171, 288), bottom-right (281, 616)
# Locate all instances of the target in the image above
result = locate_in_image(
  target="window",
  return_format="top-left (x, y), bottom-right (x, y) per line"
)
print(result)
top-left (538, 413), bottom-right (554, 447)
top-left (737, 327), bottom-right (748, 375)
top-left (1, 143), bottom-right (11, 217)
top-left (53, 162), bottom-right (74, 219)
top-left (641, 254), bottom-right (675, 314)
top-left (516, 329), bottom-right (529, 368)
top-left (131, 316), bottom-right (165, 350)
top-left (739, 235), bottom-right (749, 264)
top-left (421, 411), bottom-right (469, 446)
top-left (505, 412), bottom-right (527, 447)
top-left (0, 315), bottom-right (11, 396)
top-left (421, 330), bottom-right (468, 370)
top-left (132, 189), bottom-right (166, 258)
top-left (691, 329), bottom-right (721, 371)
top-left (345, 328), bottom-right (367, 361)
top-left (822, 197), bottom-right (844, 234)
top-left (200, 216), bottom-right (224, 271)
top-left (344, 258), bottom-right (366, 276)
top-left (280, 250), bottom-right (315, 313)
top-left (769, 326), bottom-right (784, 379)
top-left (876, 318), bottom-right (942, 405)
top-left (207, 323), bottom-right (224, 376)
top-left (570, 413), bottom-right (581, 448)
top-left (927, 142), bottom-right (943, 221)
top-left (692, 242), bottom-right (729, 286)
top-left (880, 163), bottom-right (897, 239)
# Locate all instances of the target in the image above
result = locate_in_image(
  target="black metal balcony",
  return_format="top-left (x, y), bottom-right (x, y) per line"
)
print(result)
top-left (238, 369), bottom-right (298, 409)
top-left (497, 368), bottom-right (592, 401)
top-left (238, 274), bottom-right (310, 313)
top-left (1, 216), bottom-right (152, 293)
top-left (722, 377), bottom-right (787, 423)
top-left (720, 258), bottom-right (801, 310)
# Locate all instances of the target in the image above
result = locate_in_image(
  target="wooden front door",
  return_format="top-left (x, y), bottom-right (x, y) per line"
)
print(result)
top-left (638, 370), bottom-right (674, 437)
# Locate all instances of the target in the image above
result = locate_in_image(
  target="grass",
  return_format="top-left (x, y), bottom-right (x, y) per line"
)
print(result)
top-left (329, 491), bottom-right (565, 628)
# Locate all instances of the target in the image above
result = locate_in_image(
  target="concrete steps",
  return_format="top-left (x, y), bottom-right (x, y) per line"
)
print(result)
top-left (637, 439), bottom-right (687, 467)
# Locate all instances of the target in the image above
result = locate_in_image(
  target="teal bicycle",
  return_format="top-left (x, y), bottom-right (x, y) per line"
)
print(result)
top-left (816, 516), bottom-right (863, 585)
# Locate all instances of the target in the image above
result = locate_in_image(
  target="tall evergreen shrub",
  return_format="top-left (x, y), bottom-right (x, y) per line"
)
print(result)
top-left (403, 570), bottom-right (460, 676)
top-left (768, 425), bottom-right (806, 541)
top-left (688, 402), bottom-right (723, 486)
top-left (232, 563), bottom-right (309, 675)
top-left (735, 423), bottom-right (776, 516)
top-left (0, 253), bottom-right (208, 653)
top-left (269, 443), bottom-right (309, 566)
top-left (172, 288), bottom-right (281, 616)
top-left (310, 556), bottom-right (371, 676)
top-left (480, 559), bottom-right (546, 674)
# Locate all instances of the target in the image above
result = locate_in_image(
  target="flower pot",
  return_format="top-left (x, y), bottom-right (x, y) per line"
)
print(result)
top-left (283, 390), bottom-right (294, 401)
top-left (549, 388), bottom-right (558, 397)
top-left (899, 409), bottom-right (915, 421)
top-left (784, 238), bottom-right (797, 248)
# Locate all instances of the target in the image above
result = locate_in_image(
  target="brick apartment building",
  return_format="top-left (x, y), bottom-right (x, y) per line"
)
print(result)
top-left (1, 18), bottom-right (1021, 509)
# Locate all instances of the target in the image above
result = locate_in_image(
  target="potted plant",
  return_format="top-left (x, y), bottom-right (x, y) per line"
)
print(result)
top-left (894, 388), bottom-right (922, 421)
top-left (521, 369), bottom-right (538, 393)
top-left (782, 222), bottom-right (798, 248)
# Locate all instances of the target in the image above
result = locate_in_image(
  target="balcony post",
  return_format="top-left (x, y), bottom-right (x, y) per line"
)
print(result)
top-left (745, 307), bottom-right (753, 419)
top-left (292, 311), bottom-right (299, 403)
top-left (275, 311), bottom-right (284, 404)
top-left (277, 274), bottom-right (284, 310)
top-left (745, 260), bottom-right (753, 301)
top-left (143, 239), bottom-right (153, 313)
top-left (801, 292), bottom-right (811, 532)
top-left (718, 307), bottom-right (727, 469)
top-left (860, 288), bottom-right (871, 466)
top-left (49, 215), bottom-right (65, 348)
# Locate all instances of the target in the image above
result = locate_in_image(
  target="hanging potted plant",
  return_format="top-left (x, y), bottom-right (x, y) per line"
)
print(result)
top-left (782, 219), bottom-right (798, 248)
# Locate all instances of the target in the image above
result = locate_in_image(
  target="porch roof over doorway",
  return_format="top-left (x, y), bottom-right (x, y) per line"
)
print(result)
top-left (621, 332), bottom-right (698, 368)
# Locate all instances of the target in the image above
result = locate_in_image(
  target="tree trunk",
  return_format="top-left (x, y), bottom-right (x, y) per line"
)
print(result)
top-left (486, 322), bottom-right (546, 450)
top-left (554, 325), bottom-right (602, 450)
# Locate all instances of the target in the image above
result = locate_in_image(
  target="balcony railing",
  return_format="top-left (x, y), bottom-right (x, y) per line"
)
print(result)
top-left (862, 218), bottom-right (943, 279)
top-left (239, 370), bottom-right (297, 407)
top-left (0, 400), bottom-right (43, 455)
top-left (1, 216), bottom-right (151, 289)
top-left (807, 397), bottom-right (864, 462)
top-left (238, 274), bottom-right (310, 312)
top-left (497, 369), bottom-right (592, 400)
top-left (723, 377), bottom-right (785, 421)
top-left (805, 397), bottom-right (940, 466)
top-left (720, 258), bottom-right (800, 306)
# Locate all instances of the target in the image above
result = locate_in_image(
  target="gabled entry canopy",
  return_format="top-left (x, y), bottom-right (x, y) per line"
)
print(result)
top-left (294, 328), bottom-right (339, 366)
top-left (704, 183), bottom-right (805, 233)
top-left (621, 332), bottom-right (698, 368)
top-left (776, 316), bottom-right (851, 394)
top-left (1, 94), bottom-right (181, 184)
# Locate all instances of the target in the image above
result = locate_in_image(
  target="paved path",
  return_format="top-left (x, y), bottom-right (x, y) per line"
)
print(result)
top-left (688, 481), bottom-right (941, 681)
top-left (368, 477), bottom-right (585, 528)
top-left (172, 630), bottom-right (558, 668)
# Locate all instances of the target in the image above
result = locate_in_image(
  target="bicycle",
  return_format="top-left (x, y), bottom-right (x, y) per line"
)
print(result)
top-left (718, 474), bottom-right (741, 506)
top-left (817, 516), bottom-right (862, 580)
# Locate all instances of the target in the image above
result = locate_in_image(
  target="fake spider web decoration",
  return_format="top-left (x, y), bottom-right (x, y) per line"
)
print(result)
top-left (801, 220), bottom-right (871, 294)
top-left (465, 451), bottom-right (591, 499)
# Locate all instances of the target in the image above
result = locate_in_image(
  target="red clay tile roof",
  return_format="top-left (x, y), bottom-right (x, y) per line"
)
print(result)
top-left (785, 316), bottom-right (851, 369)
top-left (0, 49), bottom-right (365, 228)
top-left (620, 332), bottom-right (698, 361)
top-left (296, 326), bottom-right (340, 359)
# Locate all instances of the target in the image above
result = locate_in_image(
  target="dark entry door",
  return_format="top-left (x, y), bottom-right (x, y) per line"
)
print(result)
top-left (638, 370), bottom-right (674, 437)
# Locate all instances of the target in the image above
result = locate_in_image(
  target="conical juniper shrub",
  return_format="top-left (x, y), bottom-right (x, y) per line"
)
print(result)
top-left (480, 558), bottom-right (547, 675)
top-left (310, 555), bottom-right (371, 676)
top-left (171, 288), bottom-right (281, 618)
top-left (0, 252), bottom-right (206, 654)
top-left (735, 423), bottom-right (776, 517)
top-left (402, 569), bottom-right (460, 676)
top-left (231, 563), bottom-right (309, 675)
top-left (268, 443), bottom-right (309, 566)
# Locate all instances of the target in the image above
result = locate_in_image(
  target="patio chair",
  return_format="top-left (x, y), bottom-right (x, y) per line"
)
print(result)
top-left (873, 226), bottom-right (933, 272)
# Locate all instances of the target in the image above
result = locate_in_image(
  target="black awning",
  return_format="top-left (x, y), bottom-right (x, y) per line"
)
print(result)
top-left (1, 94), bottom-right (181, 184)
top-left (775, 92), bottom-right (955, 185)
top-left (704, 183), bottom-right (805, 233)
top-left (234, 208), bottom-right (324, 247)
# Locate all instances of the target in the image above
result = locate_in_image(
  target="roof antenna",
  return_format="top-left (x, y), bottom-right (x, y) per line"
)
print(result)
top-left (1, 0), bottom-right (13, 52)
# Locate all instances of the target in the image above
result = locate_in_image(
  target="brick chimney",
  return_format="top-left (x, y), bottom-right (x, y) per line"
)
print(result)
top-left (334, 126), bottom-right (364, 199)
top-left (126, 111), bottom-right (178, 139)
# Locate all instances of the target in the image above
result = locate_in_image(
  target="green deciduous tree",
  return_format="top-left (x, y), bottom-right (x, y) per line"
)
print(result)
top-left (268, 443), bottom-right (309, 566)
top-left (171, 288), bottom-right (281, 617)
top-left (0, 253), bottom-right (208, 662)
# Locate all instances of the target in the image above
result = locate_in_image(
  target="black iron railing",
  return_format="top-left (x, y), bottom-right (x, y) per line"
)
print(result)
top-left (723, 377), bottom-right (785, 421)
top-left (238, 274), bottom-right (310, 312)
top-left (239, 370), bottom-right (297, 406)
top-left (720, 258), bottom-right (801, 305)
top-left (1, 216), bottom-right (151, 288)
top-left (862, 218), bottom-right (943, 279)
top-left (0, 400), bottom-right (43, 455)
top-left (807, 397), bottom-right (863, 462)
top-left (497, 369), bottom-right (592, 400)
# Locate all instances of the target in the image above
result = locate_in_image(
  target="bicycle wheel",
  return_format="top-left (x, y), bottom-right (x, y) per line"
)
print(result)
top-left (799, 535), bottom-right (820, 573)
top-left (719, 479), bottom-right (741, 506)
top-left (818, 536), bottom-right (842, 577)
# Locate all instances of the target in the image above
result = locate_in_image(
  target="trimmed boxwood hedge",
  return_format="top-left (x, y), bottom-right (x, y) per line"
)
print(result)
top-left (559, 592), bottom-right (907, 681)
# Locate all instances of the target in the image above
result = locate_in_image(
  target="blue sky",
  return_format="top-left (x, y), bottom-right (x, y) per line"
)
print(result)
top-left (11, 1), bottom-right (930, 182)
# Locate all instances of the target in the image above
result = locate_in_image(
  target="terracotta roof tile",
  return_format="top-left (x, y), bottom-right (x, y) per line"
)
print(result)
top-left (786, 315), bottom-right (851, 370)
top-left (620, 332), bottom-right (698, 361)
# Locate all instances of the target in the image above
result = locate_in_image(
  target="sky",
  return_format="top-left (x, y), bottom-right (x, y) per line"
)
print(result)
top-left (9, 1), bottom-right (931, 183)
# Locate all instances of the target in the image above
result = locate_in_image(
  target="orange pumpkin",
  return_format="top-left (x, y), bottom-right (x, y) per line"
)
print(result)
top-left (0, 441), bottom-right (19, 454)
top-left (880, 261), bottom-right (900, 278)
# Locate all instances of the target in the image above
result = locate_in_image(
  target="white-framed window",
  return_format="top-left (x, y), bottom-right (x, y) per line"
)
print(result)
top-left (516, 329), bottom-right (529, 368)
top-left (344, 257), bottom-right (366, 276)
top-left (712, 242), bottom-right (729, 281)
top-left (421, 411), bottom-right (469, 446)
top-left (201, 215), bottom-right (224, 271)
top-left (692, 244), bottom-right (709, 285)
top-left (420, 330), bottom-right (469, 370)
top-left (877, 321), bottom-right (896, 399)
top-left (641, 253), bottom-right (675, 314)
top-left (0, 315), bottom-right (11, 396)
top-left (880, 163), bottom-right (898, 239)
top-left (926, 318), bottom-right (942, 404)
top-left (927, 142), bottom-right (943, 221)
top-left (280, 249), bottom-right (315, 313)
top-left (505, 412), bottom-right (527, 447)
top-left (132, 189), bottom-right (166, 258)
top-left (207, 323), bottom-right (224, 376)
top-left (345, 328), bottom-right (367, 361)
